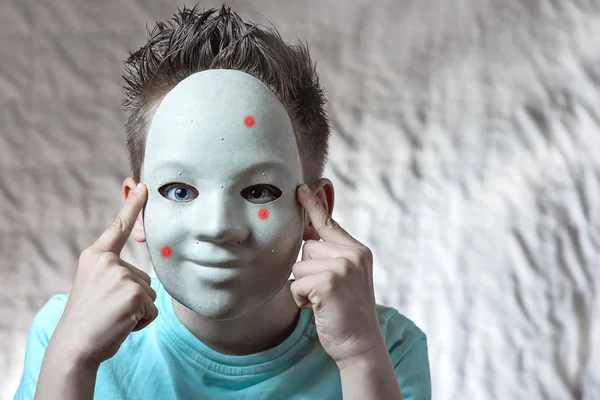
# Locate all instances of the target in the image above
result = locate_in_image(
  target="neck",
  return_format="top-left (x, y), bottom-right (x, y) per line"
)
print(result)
top-left (172, 279), bottom-right (302, 356)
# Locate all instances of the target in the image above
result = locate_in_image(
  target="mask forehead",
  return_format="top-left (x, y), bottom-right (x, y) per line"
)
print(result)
top-left (144, 69), bottom-right (302, 180)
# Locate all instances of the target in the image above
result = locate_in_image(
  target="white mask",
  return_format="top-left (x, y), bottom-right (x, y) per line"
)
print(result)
top-left (142, 69), bottom-right (304, 320)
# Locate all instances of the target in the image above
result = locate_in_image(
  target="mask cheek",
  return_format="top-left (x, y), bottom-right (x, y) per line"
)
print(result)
top-left (144, 198), bottom-right (181, 264)
top-left (160, 245), bottom-right (174, 258)
top-left (251, 199), bottom-right (304, 251)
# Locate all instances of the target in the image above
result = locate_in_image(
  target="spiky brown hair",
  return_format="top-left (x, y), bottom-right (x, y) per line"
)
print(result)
top-left (121, 4), bottom-right (330, 187)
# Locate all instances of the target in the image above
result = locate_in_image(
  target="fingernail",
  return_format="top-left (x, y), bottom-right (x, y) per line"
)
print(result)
top-left (135, 183), bottom-right (144, 193)
top-left (299, 184), bottom-right (310, 194)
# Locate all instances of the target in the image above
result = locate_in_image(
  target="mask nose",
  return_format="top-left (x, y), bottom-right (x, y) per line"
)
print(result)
top-left (190, 190), bottom-right (249, 244)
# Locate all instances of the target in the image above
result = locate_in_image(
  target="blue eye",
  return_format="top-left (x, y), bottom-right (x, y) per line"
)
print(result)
top-left (159, 184), bottom-right (198, 203)
top-left (241, 185), bottom-right (282, 204)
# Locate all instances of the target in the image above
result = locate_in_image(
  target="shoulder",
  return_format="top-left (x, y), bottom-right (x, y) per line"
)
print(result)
top-left (24, 292), bottom-right (70, 356)
top-left (375, 304), bottom-right (431, 399)
top-left (375, 304), bottom-right (427, 348)
top-left (375, 304), bottom-right (428, 363)
top-left (30, 293), bottom-right (70, 340)
top-left (13, 293), bottom-right (70, 399)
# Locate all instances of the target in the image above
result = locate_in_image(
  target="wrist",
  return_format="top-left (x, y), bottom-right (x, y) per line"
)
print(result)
top-left (36, 340), bottom-right (99, 400)
top-left (46, 329), bottom-right (101, 373)
top-left (336, 340), bottom-right (389, 372)
top-left (337, 341), bottom-right (403, 400)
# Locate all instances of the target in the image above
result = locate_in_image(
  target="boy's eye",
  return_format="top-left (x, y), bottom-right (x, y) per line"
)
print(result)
top-left (159, 183), bottom-right (198, 203)
top-left (241, 184), bottom-right (282, 204)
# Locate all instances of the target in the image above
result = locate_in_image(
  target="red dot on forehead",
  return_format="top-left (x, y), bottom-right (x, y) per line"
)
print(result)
top-left (258, 208), bottom-right (270, 220)
top-left (244, 115), bottom-right (256, 128)
top-left (161, 246), bottom-right (173, 258)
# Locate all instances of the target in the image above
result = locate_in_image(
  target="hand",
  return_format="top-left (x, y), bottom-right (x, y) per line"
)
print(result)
top-left (51, 183), bottom-right (158, 368)
top-left (291, 184), bottom-right (386, 369)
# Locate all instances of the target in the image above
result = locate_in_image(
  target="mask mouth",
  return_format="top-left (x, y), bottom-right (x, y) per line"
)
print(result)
top-left (187, 258), bottom-right (243, 268)
top-left (187, 241), bottom-right (247, 260)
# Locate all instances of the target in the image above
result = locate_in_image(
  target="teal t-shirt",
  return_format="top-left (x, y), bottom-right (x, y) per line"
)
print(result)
top-left (14, 278), bottom-right (431, 399)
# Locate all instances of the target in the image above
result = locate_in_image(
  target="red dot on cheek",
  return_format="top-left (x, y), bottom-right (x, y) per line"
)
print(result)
top-left (161, 246), bottom-right (173, 258)
top-left (244, 115), bottom-right (256, 128)
top-left (258, 208), bottom-right (270, 220)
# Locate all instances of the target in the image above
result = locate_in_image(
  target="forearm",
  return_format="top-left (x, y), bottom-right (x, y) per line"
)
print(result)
top-left (338, 344), bottom-right (403, 400)
top-left (35, 338), bottom-right (98, 400)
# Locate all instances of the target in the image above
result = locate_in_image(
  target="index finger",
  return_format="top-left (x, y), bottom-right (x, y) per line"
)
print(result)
top-left (296, 184), bottom-right (358, 246)
top-left (93, 182), bottom-right (147, 254)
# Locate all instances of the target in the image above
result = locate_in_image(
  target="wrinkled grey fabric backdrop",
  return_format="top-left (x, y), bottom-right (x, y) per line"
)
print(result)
top-left (1, 0), bottom-right (599, 399)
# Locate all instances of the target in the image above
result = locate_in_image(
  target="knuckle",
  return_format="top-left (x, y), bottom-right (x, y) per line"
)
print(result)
top-left (78, 247), bottom-right (93, 264)
top-left (110, 214), bottom-right (128, 234)
top-left (323, 270), bottom-right (337, 291)
top-left (79, 247), bottom-right (92, 259)
top-left (339, 259), bottom-right (353, 275)
top-left (127, 287), bottom-right (145, 305)
top-left (146, 306), bottom-right (158, 323)
top-left (360, 246), bottom-right (373, 262)
top-left (111, 266), bottom-right (130, 282)
top-left (131, 311), bottom-right (143, 324)
top-left (99, 252), bottom-right (118, 266)
top-left (351, 247), bottom-right (371, 267)
top-left (140, 271), bottom-right (152, 284)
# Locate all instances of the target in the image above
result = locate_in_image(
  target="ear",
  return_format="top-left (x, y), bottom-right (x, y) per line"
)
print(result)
top-left (122, 176), bottom-right (147, 243)
top-left (302, 178), bottom-right (335, 241)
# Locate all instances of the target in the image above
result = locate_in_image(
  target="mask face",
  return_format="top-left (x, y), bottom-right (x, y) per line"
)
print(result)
top-left (142, 69), bottom-right (304, 320)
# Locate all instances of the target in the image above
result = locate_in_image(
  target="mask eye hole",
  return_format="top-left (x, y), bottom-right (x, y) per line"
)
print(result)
top-left (241, 184), bottom-right (282, 204)
top-left (158, 183), bottom-right (198, 203)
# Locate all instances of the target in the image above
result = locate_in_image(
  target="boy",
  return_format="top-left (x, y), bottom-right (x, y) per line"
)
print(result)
top-left (14, 5), bottom-right (431, 399)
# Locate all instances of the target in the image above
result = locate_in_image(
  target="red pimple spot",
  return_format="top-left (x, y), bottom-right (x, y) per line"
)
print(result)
top-left (244, 115), bottom-right (256, 128)
top-left (161, 246), bottom-right (173, 258)
top-left (258, 208), bottom-right (270, 220)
